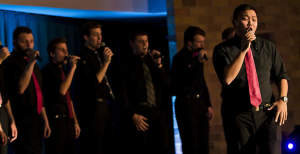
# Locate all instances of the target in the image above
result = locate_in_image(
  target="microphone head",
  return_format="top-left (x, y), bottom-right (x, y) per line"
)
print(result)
top-left (101, 42), bottom-right (105, 47)
top-left (203, 54), bottom-right (208, 61)
top-left (26, 48), bottom-right (42, 61)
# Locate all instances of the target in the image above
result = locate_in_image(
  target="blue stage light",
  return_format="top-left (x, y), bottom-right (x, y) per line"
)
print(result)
top-left (0, 4), bottom-right (167, 20)
top-left (288, 143), bottom-right (294, 150)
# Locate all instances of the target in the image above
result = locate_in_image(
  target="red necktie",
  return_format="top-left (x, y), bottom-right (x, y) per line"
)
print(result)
top-left (245, 48), bottom-right (262, 107)
top-left (25, 58), bottom-right (43, 114)
top-left (60, 69), bottom-right (74, 119)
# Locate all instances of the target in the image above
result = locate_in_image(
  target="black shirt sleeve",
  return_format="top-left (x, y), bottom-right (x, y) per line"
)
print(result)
top-left (0, 65), bottom-right (8, 105)
top-left (270, 44), bottom-right (290, 83)
top-left (212, 44), bottom-right (231, 84)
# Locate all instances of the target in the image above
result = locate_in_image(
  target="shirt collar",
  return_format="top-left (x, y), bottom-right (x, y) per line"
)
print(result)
top-left (233, 34), bottom-right (242, 49)
top-left (83, 45), bottom-right (97, 53)
top-left (11, 49), bottom-right (27, 59)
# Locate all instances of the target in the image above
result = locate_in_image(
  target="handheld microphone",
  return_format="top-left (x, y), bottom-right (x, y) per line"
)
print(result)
top-left (100, 42), bottom-right (115, 61)
top-left (196, 48), bottom-right (208, 61)
top-left (0, 41), bottom-right (12, 62)
top-left (248, 28), bottom-right (258, 50)
top-left (101, 42), bottom-right (106, 48)
top-left (27, 48), bottom-right (42, 61)
top-left (148, 49), bottom-right (164, 59)
top-left (64, 55), bottom-right (86, 64)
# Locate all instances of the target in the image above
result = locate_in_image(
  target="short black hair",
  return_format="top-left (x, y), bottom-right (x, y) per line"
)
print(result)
top-left (222, 27), bottom-right (235, 40)
top-left (82, 21), bottom-right (102, 37)
top-left (13, 26), bottom-right (32, 41)
top-left (233, 4), bottom-right (258, 20)
top-left (183, 26), bottom-right (205, 45)
top-left (129, 29), bottom-right (148, 43)
top-left (47, 37), bottom-right (67, 60)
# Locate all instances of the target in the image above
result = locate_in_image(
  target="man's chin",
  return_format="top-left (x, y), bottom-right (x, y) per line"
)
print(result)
top-left (57, 61), bottom-right (66, 65)
top-left (134, 51), bottom-right (147, 57)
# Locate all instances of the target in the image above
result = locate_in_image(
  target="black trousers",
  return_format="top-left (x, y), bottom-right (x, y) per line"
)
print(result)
top-left (12, 114), bottom-right (43, 154)
top-left (0, 107), bottom-right (8, 154)
top-left (124, 105), bottom-right (168, 154)
top-left (80, 102), bottom-right (112, 154)
top-left (175, 96), bottom-right (209, 154)
top-left (235, 108), bottom-right (281, 154)
top-left (221, 105), bottom-right (239, 154)
top-left (45, 116), bottom-right (76, 154)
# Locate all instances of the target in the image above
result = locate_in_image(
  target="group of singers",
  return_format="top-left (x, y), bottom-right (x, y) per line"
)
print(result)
top-left (0, 4), bottom-right (289, 154)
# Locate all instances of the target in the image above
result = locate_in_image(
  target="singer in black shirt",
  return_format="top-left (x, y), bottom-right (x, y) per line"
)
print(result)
top-left (42, 38), bottom-right (80, 154)
top-left (171, 26), bottom-right (213, 154)
top-left (3, 26), bottom-right (50, 154)
top-left (121, 29), bottom-right (170, 154)
top-left (76, 22), bottom-right (114, 154)
top-left (0, 46), bottom-right (17, 153)
top-left (213, 4), bottom-right (289, 154)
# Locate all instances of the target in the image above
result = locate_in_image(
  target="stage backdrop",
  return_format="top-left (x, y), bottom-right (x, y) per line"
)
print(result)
top-left (0, 10), bottom-right (84, 68)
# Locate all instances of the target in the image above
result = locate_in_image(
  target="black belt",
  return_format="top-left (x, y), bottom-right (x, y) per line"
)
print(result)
top-left (186, 93), bottom-right (203, 99)
top-left (250, 103), bottom-right (272, 112)
top-left (95, 98), bottom-right (109, 104)
top-left (54, 114), bottom-right (67, 118)
top-left (139, 102), bottom-right (156, 108)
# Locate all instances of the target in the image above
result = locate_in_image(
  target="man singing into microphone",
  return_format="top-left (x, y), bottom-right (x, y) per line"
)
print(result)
top-left (213, 4), bottom-right (288, 154)
top-left (76, 21), bottom-right (114, 154)
top-left (0, 43), bottom-right (17, 154)
top-left (42, 38), bottom-right (81, 154)
top-left (3, 26), bottom-right (51, 154)
top-left (121, 29), bottom-right (170, 154)
top-left (171, 26), bottom-right (213, 154)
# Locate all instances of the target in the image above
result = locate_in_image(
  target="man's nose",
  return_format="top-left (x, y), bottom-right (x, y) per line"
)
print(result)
top-left (248, 20), bottom-right (252, 26)
top-left (201, 42), bottom-right (205, 48)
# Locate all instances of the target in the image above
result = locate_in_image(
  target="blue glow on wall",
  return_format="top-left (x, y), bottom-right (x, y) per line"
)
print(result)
top-left (0, 4), bottom-right (167, 20)
top-left (148, 0), bottom-right (167, 13)
top-left (172, 96), bottom-right (183, 154)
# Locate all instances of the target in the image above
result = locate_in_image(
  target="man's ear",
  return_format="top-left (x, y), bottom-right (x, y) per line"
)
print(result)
top-left (232, 19), bottom-right (236, 29)
top-left (49, 51), bottom-right (55, 58)
top-left (130, 41), bottom-right (134, 48)
top-left (83, 35), bottom-right (89, 42)
top-left (187, 41), bottom-right (193, 47)
top-left (13, 40), bottom-right (16, 47)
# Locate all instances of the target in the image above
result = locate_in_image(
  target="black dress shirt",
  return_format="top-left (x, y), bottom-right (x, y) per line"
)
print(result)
top-left (0, 65), bottom-right (8, 106)
top-left (41, 62), bottom-right (69, 117)
top-left (171, 46), bottom-right (212, 107)
top-left (76, 46), bottom-right (109, 101)
top-left (213, 35), bottom-right (289, 109)
top-left (3, 50), bottom-right (44, 115)
top-left (121, 54), bottom-right (170, 118)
